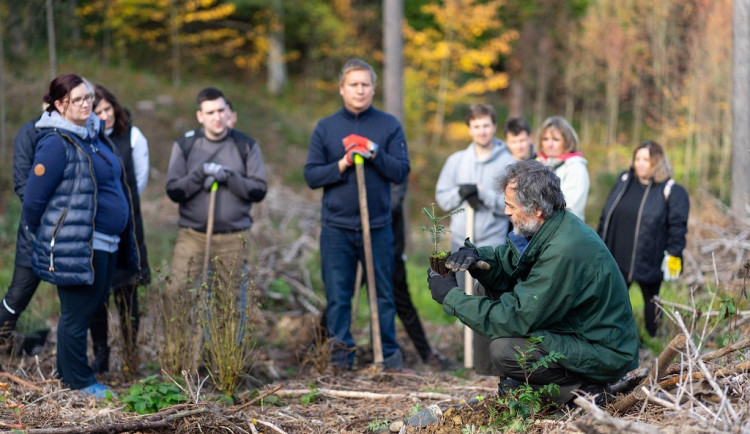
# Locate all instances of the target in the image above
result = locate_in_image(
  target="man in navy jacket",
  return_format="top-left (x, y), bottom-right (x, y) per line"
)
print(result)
top-left (304, 58), bottom-right (410, 370)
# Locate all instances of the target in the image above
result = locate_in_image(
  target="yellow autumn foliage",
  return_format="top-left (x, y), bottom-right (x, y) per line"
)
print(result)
top-left (404, 0), bottom-right (514, 145)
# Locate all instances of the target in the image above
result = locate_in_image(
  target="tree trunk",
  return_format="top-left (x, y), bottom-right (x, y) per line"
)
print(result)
top-left (170, 2), bottom-right (181, 87)
top-left (383, 0), bottom-right (404, 123)
top-left (656, 3), bottom-right (670, 143)
top-left (605, 65), bottom-right (620, 146)
top-left (267, 0), bottom-right (287, 96)
top-left (46, 0), bottom-right (56, 79)
top-left (631, 80), bottom-right (643, 145)
top-left (70, 0), bottom-right (80, 45)
top-left (563, 57), bottom-right (575, 125)
top-left (0, 12), bottom-right (6, 162)
top-left (533, 36), bottom-right (552, 125)
top-left (508, 79), bottom-right (524, 119)
top-left (732, 0), bottom-right (750, 216)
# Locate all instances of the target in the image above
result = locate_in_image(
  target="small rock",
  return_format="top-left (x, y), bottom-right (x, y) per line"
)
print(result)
top-left (405, 404), bottom-right (442, 427)
top-left (389, 420), bottom-right (404, 432)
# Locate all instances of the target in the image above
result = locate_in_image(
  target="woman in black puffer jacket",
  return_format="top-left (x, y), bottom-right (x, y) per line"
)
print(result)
top-left (597, 141), bottom-right (690, 337)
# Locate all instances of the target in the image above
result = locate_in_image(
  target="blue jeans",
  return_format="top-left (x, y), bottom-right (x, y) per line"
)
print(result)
top-left (320, 225), bottom-right (399, 367)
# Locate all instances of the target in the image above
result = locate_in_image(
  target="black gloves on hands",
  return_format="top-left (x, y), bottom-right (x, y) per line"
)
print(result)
top-left (445, 244), bottom-right (491, 272)
top-left (427, 268), bottom-right (457, 304)
top-left (203, 162), bottom-right (229, 190)
top-left (458, 184), bottom-right (482, 210)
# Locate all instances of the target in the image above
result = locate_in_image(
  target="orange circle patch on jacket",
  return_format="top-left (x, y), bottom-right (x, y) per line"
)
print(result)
top-left (34, 163), bottom-right (46, 176)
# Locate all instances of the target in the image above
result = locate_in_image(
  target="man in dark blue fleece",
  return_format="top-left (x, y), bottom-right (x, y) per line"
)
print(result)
top-left (304, 58), bottom-right (410, 371)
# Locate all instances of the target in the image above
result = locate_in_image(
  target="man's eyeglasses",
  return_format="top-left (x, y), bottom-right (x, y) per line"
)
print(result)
top-left (66, 94), bottom-right (94, 107)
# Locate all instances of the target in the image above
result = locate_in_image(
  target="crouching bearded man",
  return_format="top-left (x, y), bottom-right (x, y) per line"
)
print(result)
top-left (427, 159), bottom-right (639, 407)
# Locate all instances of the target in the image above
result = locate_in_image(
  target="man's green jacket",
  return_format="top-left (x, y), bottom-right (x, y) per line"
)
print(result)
top-left (442, 211), bottom-right (639, 383)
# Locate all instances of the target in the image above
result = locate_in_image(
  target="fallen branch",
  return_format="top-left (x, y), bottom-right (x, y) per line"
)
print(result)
top-left (658, 298), bottom-right (750, 318)
top-left (275, 388), bottom-right (455, 401)
top-left (611, 333), bottom-right (687, 414)
top-left (610, 367), bottom-right (649, 395)
top-left (18, 421), bottom-right (171, 433)
top-left (658, 360), bottom-right (750, 389)
top-left (20, 408), bottom-right (212, 434)
top-left (0, 372), bottom-right (44, 392)
top-left (666, 338), bottom-right (750, 375)
top-left (253, 418), bottom-right (288, 434)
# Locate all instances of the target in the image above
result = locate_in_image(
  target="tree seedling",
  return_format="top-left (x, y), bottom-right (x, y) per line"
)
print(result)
top-left (418, 203), bottom-right (464, 276)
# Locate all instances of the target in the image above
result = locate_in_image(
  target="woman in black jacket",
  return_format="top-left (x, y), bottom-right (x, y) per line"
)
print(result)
top-left (597, 141), bottom-right (690, 337)
top-left (91, 84), bottom-right (151, 373)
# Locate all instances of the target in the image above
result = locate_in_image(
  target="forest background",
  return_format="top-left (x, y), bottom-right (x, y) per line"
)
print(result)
top-left (0, 0), bottom-right (744, 343)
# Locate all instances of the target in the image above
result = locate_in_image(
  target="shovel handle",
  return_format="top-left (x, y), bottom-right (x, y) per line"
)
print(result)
top-left (354, 153), bottom-right (383, 365)
top-left (202, 181), bottom-right (219, 278)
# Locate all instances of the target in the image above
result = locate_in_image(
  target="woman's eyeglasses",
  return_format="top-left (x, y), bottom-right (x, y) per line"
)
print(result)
top-left (66, 94), bottom-right (94, 107)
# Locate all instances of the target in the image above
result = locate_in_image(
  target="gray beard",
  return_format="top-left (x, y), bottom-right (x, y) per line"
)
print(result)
top-left (513, 219), bottom-right (541, 238)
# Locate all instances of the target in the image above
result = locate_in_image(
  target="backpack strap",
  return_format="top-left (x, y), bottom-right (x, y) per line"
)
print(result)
top-left (227, 129), bottom-right (256, 162)
top-left (176, 129), bottom-right (202, 158)
top-left (176, 128), bottom-right (256, 162)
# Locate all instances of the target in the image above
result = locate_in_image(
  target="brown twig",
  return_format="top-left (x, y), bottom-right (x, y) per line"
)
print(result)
top-left (275, 387), bottom-right (455, 400)
top-left (665, 338), bottom-right (750, 375)
top-left (611, 333), bottom-right (687, 414)
top-left (19, 421), bottom-right (171, 433)
top-left (658, 360), bottom-right (750, 389)
top-left (0, 372), bottom-right (44, 392)
top-left (21, 407), bottom-right (212, 433)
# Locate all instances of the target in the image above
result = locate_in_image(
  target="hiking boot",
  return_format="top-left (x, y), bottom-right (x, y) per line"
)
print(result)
top-left (567, 382), bottom-right (612, 409)
top-left (80, 382), bottom-right (117, 399)
top-left (92, 345), bottom-right (110, 374)
top-left (497, 377), bottom-right (524, 397)
top-left (425, 350), bottom-right (455, 371)
top-left (19, 329), bottom-right (49, 356)
top-left (383, 348), bottom-right (404, 371)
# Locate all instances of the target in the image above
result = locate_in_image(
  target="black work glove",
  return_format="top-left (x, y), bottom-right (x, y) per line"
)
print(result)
top-left (458, 184), bottom-right (482, 210)
top-left (445, 243), bottom-right (491, 272)
top-left (427, 268), bottom-right (458, 304)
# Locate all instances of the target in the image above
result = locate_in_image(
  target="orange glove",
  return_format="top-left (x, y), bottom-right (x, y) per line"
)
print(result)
top-left (343, 143), bottom-right (371, 166)
top-left (343, 134), bottom-right (369, 148)
top-left (343, 134), bottom-right (378, 154)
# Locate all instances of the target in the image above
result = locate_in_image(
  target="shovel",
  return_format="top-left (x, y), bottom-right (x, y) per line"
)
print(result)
top-left (193, 180), bottom-right (218, 371)
top-left (463, 205), bottom-right (475, 369)
top-left (203, 180), bottom-right (219, 278)
top-left (354, 153), bottom-right (383, 365)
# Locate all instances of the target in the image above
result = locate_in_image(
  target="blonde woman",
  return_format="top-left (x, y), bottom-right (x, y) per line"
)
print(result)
top-left (536, 116), bottom-right (589, 220)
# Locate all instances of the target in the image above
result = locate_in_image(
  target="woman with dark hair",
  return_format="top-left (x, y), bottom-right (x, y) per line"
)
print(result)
top-left (597, 141), bottom-right (690, 337)
top-left (22, 73), bottom-right (140, 398)
top-left (90, 84), bottom-right (151, 373)
top-left (536, 116), bottom-right (590, 220)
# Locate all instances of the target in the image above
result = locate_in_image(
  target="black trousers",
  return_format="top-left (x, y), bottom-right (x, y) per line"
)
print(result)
top-left (57, 250), bottom-right (116, 389)
top-left (90, 282), bottom-right (140, 350)
top-left (391, 206), bottom-right (433, 361)
top-left (623, 275), bottom-right (662, 337)
top-left (0, 265), bottom-right (42, 339)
